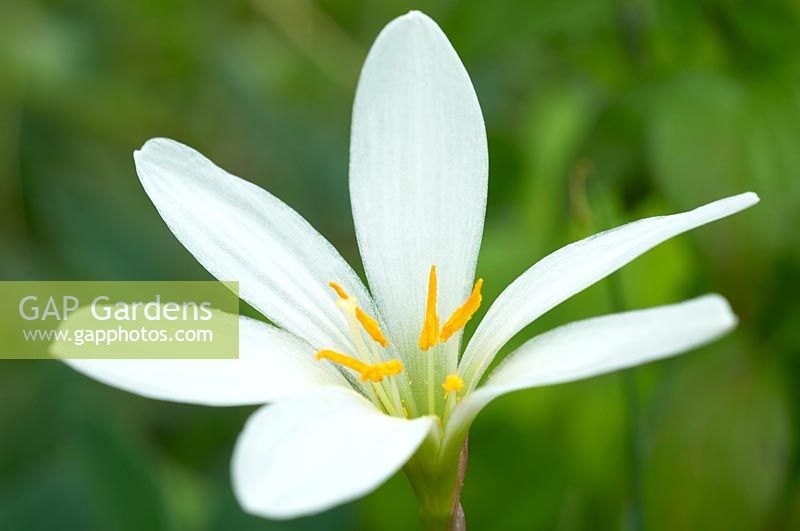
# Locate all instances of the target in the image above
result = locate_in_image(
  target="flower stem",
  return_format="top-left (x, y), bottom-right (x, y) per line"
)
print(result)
top-left (407, 435), bottom-right (469, 531)
top-left (623, 368), bottom-right (645, 531)
top-left (605, 255), bottom-right (646, 531)
top-left (572, 176), bottom-right (646, 530)
top-left (448, 437), bottom-right (468, 531)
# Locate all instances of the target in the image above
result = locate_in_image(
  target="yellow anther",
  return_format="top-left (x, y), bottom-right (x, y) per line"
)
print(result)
top-left (328, 281), bottom-right (349, 299)
top-left (442, 374), bottom-right (464, 397)
top-left (440, 278), bottom-right (483, 342)
top-left (328, 282), bottom-right (388, 348)
top-left (360, 359), bottom-right (404, 382)
top-left (315, 349), bottom-right (403, 383)
top-left (418, 265), bottom-right (440, 351)
top-left (355, 307), bottom-right (388, 347)
top-left (315, 349), bottom-right (366, 373)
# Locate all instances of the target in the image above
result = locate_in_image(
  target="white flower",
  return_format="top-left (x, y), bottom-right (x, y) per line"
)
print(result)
top-left (65, 10), bottom-right (758, 526)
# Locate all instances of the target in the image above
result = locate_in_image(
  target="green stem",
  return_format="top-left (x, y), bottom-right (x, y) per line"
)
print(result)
top-left (606, 251), bottom-right (646, 531)
top-left (407, 435), bottom-right (469, 531)
top-left (606, 255), bottom-right (646, 531)
top-left (574, 178), bottom-right (646, 531)
top-left (623, 367), bottom-right (645, 531)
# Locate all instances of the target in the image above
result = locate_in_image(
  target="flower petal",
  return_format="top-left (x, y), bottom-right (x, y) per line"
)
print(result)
top-left (64, 317), bottom-right (346, 406)
top-left (446, 295), bottom-right (737, 447)
top-left (349, 11), bottom-right (488, 354)
top-left (231, 387), bottom-right (435, 519)
top-left (460, 192), bottom-right (758, 388)
top-left (135, 138), bottom-right (375, 352)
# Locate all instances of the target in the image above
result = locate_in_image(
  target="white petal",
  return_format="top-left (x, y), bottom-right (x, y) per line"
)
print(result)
top-left (349, 11), bottom-right (488, 354)
top-left (460, 192), bottom-right (758, 388)
top-left (232, 387), bottom-right (435, 519)
top-left (447, 295), bottom-right (737, 443)
top-left (64, 317), bottom-right (346, 406)
top-left (135, 138), bottom-right (376, 352)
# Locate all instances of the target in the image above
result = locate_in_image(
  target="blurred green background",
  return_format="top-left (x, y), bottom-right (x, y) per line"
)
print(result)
top-left (1, 0), bottom-right (798, 529)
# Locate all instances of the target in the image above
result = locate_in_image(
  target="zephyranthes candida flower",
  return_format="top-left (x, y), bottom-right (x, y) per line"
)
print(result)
top-left (64, 10), bottom-right (758, 529)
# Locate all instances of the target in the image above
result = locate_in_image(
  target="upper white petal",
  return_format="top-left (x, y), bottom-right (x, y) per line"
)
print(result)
top-left (134, 137), bottom-right (376, 352)
top-left (231, 386), bottom-right (435, 519)
top-left (349, 11), bottom-right (488, 356)
top-left (460, 192), bottom-right (758, 388)
top-left (63, 317), bottom-right (346, 406)
top-left (446, 295), bottom-right (737, 444)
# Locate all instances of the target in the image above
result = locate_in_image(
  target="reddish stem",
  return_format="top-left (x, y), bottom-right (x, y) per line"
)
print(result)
top-left (449, 436), bottom-right (468, 531)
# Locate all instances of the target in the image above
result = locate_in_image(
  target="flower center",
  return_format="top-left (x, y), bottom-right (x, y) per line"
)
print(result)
top-left (315, 267), bottom-right (483, 418)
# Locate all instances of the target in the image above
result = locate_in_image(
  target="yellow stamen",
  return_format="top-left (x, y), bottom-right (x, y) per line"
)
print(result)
top-left (418, 265), bottom-right (440, 351)
top-left (315, 349), bottom-right (403, 383)
top-left (315, 349), bottom-right (365, 373)
top-left (440, 278), bottom-right (483, 342)
top-left (360, 359), bottom-right (404, 382)
top-left (328, 282), bottom-right (388, 348)
top-left (442, 374), bottom-right (464, 397)
top-left (328, 281), bottom-right (349, 300)
top-left (355, 307), bottom-right (388, 348)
